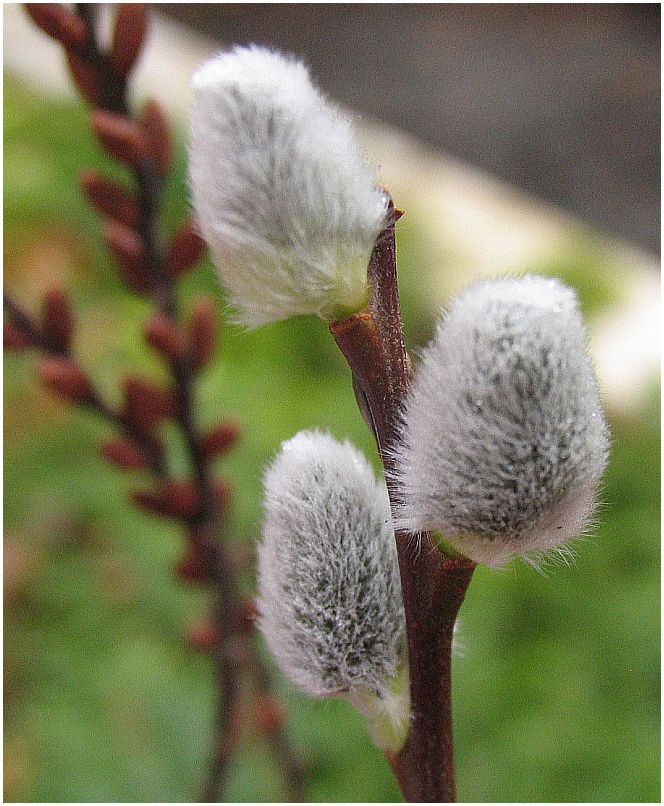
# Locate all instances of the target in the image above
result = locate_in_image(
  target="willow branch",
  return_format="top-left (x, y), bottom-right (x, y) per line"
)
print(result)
top-left (17, 3), bottom-right (305, 801)
top-left (330, 203), bottom-right (476, 802)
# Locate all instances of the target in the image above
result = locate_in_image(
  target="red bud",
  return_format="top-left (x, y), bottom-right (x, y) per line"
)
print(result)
top-left (132, 479), bottom-right (200, 520)
top-left (4, 321), bottom-right (31, 350)
top-left (41, 287), bottom-right (73, 352)
top-left (175, 543), bottom-right (215, 584)
top-left (162, 480), bottom-right (200, 518)
top-left (189, 296), bottom-right (216, 370)
top-left (110, 3), bottom-right (147, 77)
top-left (255, 696), bottom-right (285, 736)
top-left (100, 437), bottom-right (146, 470)
top-left (239, 599), bottom-right (258, 635)
top-left (200, 421), bottom-right (241, 458)
top-left (103, 220), bottom-right (149, 293)
top-left (140, 99), bottom-right (171, 175)
top-left (39, 357), bottom-right (94, 403)
top-left (65, 47), bottom-right (100, 106)
top-left (186, 618), bottom-right (219, 652)
top-left (123, 376), bottom-right (175, 430)
top-left (25, 4), bottom-right (87, 51)
top-left (91, 110), bottom-right (150, 168)
top-left (144, 313), bottom-right (189, 361)
top-left (167, 220), bottom-right (206, 277)
top-left (212, 479), bottom-right (233, 516)
top-left (80, 171), bottom-right (139, 228)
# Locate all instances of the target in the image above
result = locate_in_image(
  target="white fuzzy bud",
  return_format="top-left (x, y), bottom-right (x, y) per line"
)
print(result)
top-left (258, 430), bottom-right (408, 748)
top-left (393, 275), bottom-right (610, 566)
top-left (189, 46), bottom-right (388, 327)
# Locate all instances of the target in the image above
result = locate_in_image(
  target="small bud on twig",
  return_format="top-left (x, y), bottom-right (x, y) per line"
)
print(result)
top-left (144, 313), bottom-right (189, 362)
top-left (255, 695), bottom-right (285, 737)
top-left (80, 171), bottom-right (140, 228)
top-left (100, 437), bottom-right (146, 470)
top-left (39, 356), bottom-right (95, 404)
top-left (110, 3), bottom-right (148, 77)
top-left (123, 376), bottom-right (175, 430)
top-left (140, 99), bottom-right (172, 175)
top-left (166, 220), bottom-right (207, 278)
top-left (91, 110), bottom-right (151, 168)
top-left (189, 296), bottom-right (216, 370)
top-left (200, 421), bottom-right (241, 459)
top-left (132, 480), bottom-right (200, 520)
top-left (4, 321), bottom-right (31, 351)
top-left (24, 4), bottom-right (87, 51)
top-left (186, 618), bottom-right (220, 652)
top-left (41, 287), bottom-right (73, 353)
top-left (65, 48), bottom-right (101, 107)
top-left (175, 543), bottom-right (215, 584)
top-left (103, 220), bottom-right (150, 293)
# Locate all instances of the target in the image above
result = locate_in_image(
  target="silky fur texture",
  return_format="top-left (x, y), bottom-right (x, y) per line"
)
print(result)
top-left (258, 430), bottom-right (405, 704)
top-left (393, 275), bottom-right (610, 566)
top-left (189, 46), bottom-right (388, 327)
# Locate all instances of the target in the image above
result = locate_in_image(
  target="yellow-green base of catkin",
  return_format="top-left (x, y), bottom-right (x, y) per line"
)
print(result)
top-left (345, 661), bottom-right (410, 753)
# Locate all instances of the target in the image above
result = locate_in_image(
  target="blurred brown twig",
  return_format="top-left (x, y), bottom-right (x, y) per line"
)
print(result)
top-left (6, 4), bottom-right (306, 801)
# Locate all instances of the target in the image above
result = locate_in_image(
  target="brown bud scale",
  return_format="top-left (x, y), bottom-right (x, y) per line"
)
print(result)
top-left (189, 296), bottom-right (216, 370)
top-left (25, 4), bottom-right (87, 51)
top-left (4, 321), bottom-right (31, 350)
top-left (41, 287), bottom-right (73, 352)
top-left (140, 99), bottom-right (171, 175)
top-left (39, 357), bottom-right (94, 404)
top-left (100, 438), bottom-right (146, 470)
top-left (65, 48), bottom-right (101, 107)
top-left (80, 171), bottom-right (139, 228)
top-left (167, 220), bottom-right (206, 278)
top-left (91, 111), bottom-right (150, 168)
top-left (123, 376), bottom-right (175, 430)
top-left (111, 4), bottom-right (148, 77)
top-left (144, 313), bottom-right (189, 362)
top-left (200, 421), bottom-right (241, 458)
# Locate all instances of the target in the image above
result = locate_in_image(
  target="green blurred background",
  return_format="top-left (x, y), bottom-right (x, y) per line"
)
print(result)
top-left (4, 74), bottom-right (660, 803)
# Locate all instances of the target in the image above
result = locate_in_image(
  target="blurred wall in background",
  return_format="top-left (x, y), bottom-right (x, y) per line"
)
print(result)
top-left (163, 3), bottom-right (660, 255)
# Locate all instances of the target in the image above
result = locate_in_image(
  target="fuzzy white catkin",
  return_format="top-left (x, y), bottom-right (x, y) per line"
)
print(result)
top-left (393, 275), bottom-right (610, 566)
top-left (189, 46), bottom-right (388, 327)
top-left (258, 430), bottom-right (405, 705)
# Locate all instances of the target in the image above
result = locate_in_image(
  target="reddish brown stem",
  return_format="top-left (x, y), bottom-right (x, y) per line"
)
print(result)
top-left (71, 8), bottom-right (248, 799)
top-left (4, 292), bottom-right (167, 475)
top-left (331, 205), bottom-right (475, 801)
top-left (16, 4), bottom-right (305, 802)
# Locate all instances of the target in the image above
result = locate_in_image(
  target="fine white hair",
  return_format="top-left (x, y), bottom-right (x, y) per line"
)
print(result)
top-left (392, 275), bottom-right (610, 566)
top-left (189, 46), bottom-right (388, 327)
top-left (258, 430), bottom-right (405, 702)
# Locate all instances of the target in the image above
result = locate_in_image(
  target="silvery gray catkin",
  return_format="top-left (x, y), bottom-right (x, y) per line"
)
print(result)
top-left (189, 46), bottom-right (387, 327)
top-left (393, 275), bottom-right (610, 566)
top-left (258, 430), bottom-right (408, 748)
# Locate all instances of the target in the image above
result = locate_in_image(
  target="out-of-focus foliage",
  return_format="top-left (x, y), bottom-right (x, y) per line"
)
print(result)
top-left (4, 76), bottom-right (659, 802)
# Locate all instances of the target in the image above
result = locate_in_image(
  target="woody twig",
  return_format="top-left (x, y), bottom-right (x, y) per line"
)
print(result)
top-left (8, 4), bottom-right (305, 801)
